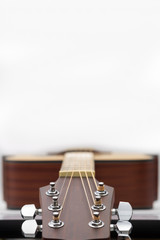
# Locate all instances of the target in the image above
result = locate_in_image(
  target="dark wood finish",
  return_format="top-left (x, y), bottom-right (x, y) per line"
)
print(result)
top-left (40, 179), bottom-right (114, 240)
top-left (3, 154), bottom-right (158, 209)
top-left (3, 160), bottom-right (61, 208)
top-left (95, 158), bottom-right (158, 208)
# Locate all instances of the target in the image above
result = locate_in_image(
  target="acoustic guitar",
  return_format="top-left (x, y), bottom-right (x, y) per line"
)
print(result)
top-left (20, 152), bottom-right (133, 240)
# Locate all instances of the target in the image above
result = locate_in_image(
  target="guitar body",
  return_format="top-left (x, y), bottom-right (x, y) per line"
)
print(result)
top-left (40, 179), bottom-right (115, 240)
top-left (3, 151), bottom-right (158, 209)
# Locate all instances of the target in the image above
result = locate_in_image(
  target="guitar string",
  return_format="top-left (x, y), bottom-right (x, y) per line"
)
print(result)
top-left (84, 155), bottom-right (95, 204)
top-left (91, 170), bottom-right (98, 189)
top-left (79, 171), bottom-right (93, 218)
top-left (85, 171), bottom-right (95, 203)
top-left (59, 156), bottom-right (96, 219)
top-left (59, 171), bottom-right (69, 195)
top-left (59, 164), bottom-right (96, 198)
top-left (59, 171), bottom-right (74, 218)
top-left (58, 154), bottom-right (74, 209)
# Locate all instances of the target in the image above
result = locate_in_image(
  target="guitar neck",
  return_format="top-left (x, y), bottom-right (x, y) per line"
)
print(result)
top-left (59, 152), bottom-right (95, 177)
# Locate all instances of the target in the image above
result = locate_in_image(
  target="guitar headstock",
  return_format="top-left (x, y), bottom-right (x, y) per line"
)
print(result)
top-left (21, 178), bottom-right (132, 239)
top-left (39, 177), bottom-right (114, 240)
top-left (21, 152), bottom-right (133, 239)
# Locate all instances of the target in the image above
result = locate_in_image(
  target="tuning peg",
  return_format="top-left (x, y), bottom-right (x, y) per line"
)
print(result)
top-left (48, 211), bottom-right (64, 228)
top-left (48, 196), bottom-right (62, 211)
top-left (21, 204), bottom-right (42, 219)
top-left (110, 220), bottom-right (132, 238)
top-left (94, 182), bottom-right (108, 197)
top-left (46, 182), bottom-right (59, 196)
top-left (91, 195), bottom-right (106, 211)
top-left (88, 211), bottom-right (104, 228)
top-left (111, 202), bottom-right (132, 221)
top-left (22, 219), bottom-right (42, 238)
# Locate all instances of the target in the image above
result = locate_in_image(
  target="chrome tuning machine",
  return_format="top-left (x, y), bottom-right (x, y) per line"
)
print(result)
top-left (48, 196), bottom-right (62, 211)
top-left (110, 220), bottom-right (132, 239)
top-left (94, 182), bottom-right (108, 197)
top-left (21, 204), bottom-right (42, 219)
top-left (111, 201), bottom-right (133, 239)
top-left (48, 211), bottom-right (64, 228)
top-left (22, 219), bottom-right (42, 238)
top-left (46, 182), bottom-right (59, 196)
top-left (91, 195), bottom-right (106, 211)
top-left (111, 201), bottom-right (133, 221)
top-left (88, 211), bottom-right (104, 228)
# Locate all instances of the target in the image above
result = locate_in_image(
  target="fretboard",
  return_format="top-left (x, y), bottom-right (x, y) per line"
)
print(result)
top-left (59, 152), bottom-right (95, 177)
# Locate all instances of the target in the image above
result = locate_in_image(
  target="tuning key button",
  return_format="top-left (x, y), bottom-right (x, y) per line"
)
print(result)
top-left (110, 220), bottom-right (133, 238)
top-left (94, 182), bottom-right (108, 197)
top-left (22, 219), bottom-right (42, 238)
top-left (111, 202), bottom-right (133, 221)
top-left (88, 211), bottom-right (104, 228)
top-left (48, 196), bottom-right (62, 211)
top-left (116, 221), bottom-right (132, 239)
top-left (48, 211), bottom-right (64, 228)
top-left (21, 204), bottom-right (42, 219)
top-left (46, 182), bottom-right (59, 197)
top-left (91, 195), bottom-right (106, 211)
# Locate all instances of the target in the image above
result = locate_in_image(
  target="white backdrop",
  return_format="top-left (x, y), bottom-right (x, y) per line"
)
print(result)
top-left (0, 0), bottom-right (160, 208)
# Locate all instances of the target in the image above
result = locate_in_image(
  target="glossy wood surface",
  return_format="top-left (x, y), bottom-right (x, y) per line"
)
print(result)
top-left (95, 159), bottom-right (158, 208)
top-left (40, 178), bottom-right (114, 240)
top-left (3, 160), bottom-right (61, 208)
top-left (3, 154), bottom-right (158, 209)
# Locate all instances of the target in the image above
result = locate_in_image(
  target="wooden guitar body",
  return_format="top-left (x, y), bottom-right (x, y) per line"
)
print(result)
top-left (3, 151), bottom-right (158, 209)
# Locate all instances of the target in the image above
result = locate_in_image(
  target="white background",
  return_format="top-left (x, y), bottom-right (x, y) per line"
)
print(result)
top-left (0, 0), bottom-right (160, 208)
